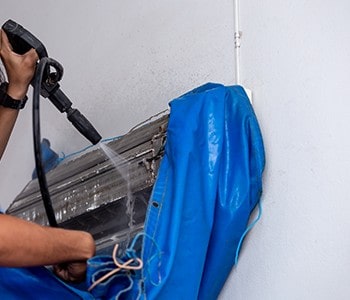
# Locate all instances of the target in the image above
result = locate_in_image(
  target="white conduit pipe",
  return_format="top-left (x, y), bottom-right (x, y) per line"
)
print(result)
top-left (233, 0), bottom-right (242, 85)
top-left (233, 0), bottom-right (253, 103)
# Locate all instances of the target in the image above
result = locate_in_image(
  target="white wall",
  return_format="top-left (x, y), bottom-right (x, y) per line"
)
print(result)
top-left (1, 1), bottom-right (349, 299)
top-left (220, 1), bottom-right (350, 300)
top-left (0, 0), bottom-right (235, 209)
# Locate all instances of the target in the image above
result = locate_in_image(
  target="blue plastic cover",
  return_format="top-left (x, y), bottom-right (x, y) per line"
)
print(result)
top-left (138, 83), bottom-right (265, 299)
top-left (31, 138), bottom-right (60, 179)
top-left (86, 83), bottom-right (265, 299)
top-left (0, 266), bottom-right (93, 299)
top-left (0, 83), bottom-right (265, 299)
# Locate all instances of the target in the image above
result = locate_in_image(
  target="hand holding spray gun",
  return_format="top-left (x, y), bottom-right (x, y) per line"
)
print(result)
top-left (0, 21), bottom-right (99, 282)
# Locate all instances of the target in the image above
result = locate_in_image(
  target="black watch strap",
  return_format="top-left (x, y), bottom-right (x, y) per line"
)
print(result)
top-left (0, 82), bottom-right (28, 110)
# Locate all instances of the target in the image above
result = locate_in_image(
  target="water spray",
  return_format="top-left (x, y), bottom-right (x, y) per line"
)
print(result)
top-left (2, 19), bottom-right (102, 226)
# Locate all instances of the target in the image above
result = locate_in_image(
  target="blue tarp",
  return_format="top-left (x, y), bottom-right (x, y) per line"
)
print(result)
top-left (0, 83), bottom-right (265, 299)
top-left (138, 83), bottom-right (265, 299)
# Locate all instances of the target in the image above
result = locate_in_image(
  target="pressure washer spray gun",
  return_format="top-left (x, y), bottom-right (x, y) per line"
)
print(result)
top-left (2, 19), bottom-right (102, 227)
top-left (2, 19), bottom-right (102, 144)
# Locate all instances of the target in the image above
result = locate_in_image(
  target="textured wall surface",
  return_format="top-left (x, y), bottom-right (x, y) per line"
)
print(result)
top-left (1, 1), bottom-right (350, 299)
top-left (219, 1), bottom-right (350, 299)
top-left (0, 0), bottom-right (235, 209)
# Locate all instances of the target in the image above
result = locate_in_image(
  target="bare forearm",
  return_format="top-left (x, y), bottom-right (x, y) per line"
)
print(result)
top-left (0, 106), bottom-right (19, 159)
top-left (0, 83), bottom-right (28, 159)
top-left (0, 214), bottom-right (95, 267)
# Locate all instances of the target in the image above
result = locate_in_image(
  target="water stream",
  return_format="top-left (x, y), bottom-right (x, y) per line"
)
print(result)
top-left (99, 142), bottom-right (135, 246)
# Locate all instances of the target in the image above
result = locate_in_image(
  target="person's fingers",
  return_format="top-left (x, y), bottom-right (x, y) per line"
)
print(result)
top-left (53, 264), bottom-right (68, 281)
top-left (0, 30), bottom-right (38, 61)
top-left (0, 29), bottom-right (13, 53)
top-left (53, 262), bottom-right (87, 283)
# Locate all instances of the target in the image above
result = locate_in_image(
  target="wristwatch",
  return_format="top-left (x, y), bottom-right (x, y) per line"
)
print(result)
top-left (0, 82), bottom-right (28, 110)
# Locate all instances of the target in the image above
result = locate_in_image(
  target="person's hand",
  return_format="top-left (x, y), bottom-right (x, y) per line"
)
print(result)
top-left (0, 29), bottom-right (38, 99)
top-left (53, 261), bottom-right (89, 283)
top-left (52, 231), bottom-right (95, 283)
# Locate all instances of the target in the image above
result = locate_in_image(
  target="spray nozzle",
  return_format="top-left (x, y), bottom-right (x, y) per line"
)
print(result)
top-left (67, 108), bottom-right (102, 145)
top-left (40, 74), bottom-right (102, 145)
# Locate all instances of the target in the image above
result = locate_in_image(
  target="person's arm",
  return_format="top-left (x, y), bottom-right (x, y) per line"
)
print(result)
top-left (0, 29), bottom-right (38, 159)
top-left (0, 29), bottom-right (95, 283)
top-left (0, 105), bottom-right (19, 159)
top-left (0, 214), bottom-right (95, 282)
top-left (0, 214), bottom-right (95, 267)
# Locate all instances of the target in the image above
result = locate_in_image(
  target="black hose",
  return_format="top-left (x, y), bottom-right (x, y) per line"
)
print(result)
top-left (32, 57), bottom-right (63, 227)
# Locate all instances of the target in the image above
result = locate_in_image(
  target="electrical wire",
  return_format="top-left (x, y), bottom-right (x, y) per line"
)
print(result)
top-left (88, 243), bottom-right (143, 292)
